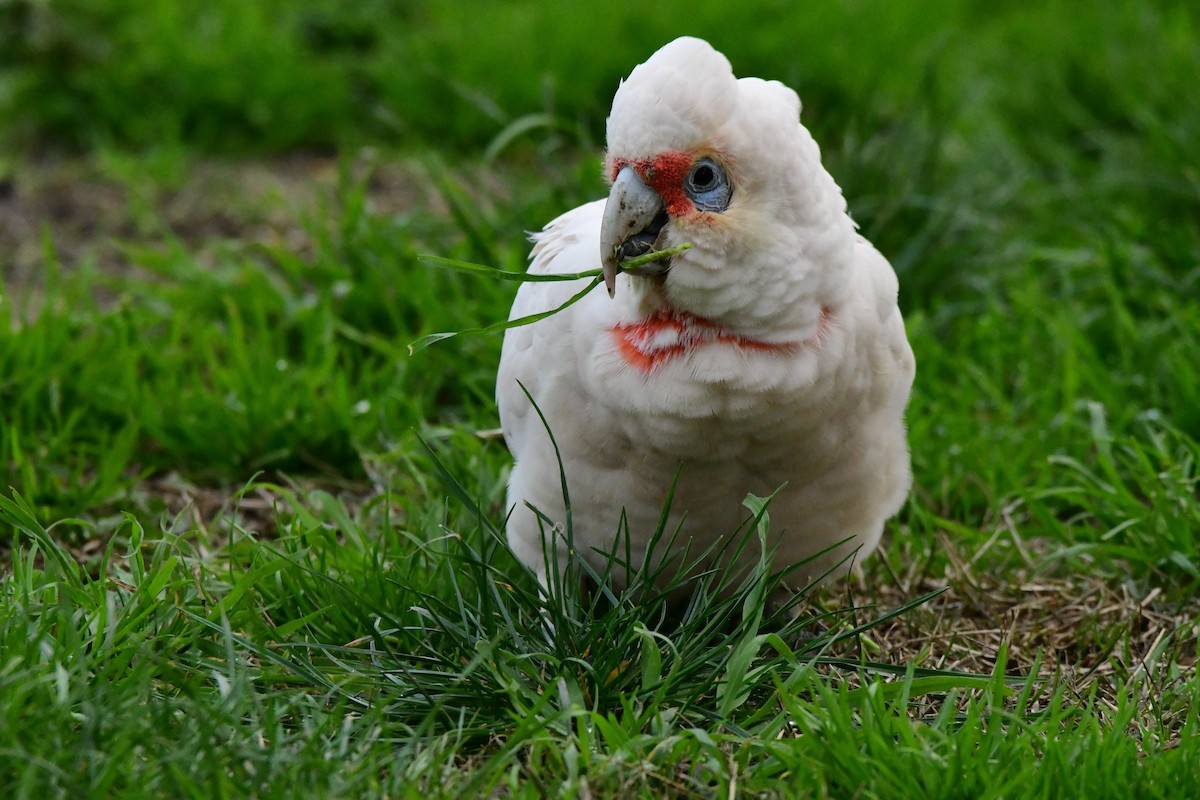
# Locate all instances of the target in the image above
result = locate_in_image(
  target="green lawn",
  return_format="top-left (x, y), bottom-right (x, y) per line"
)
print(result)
top-left (1, 1), bottom-right (1198, 797)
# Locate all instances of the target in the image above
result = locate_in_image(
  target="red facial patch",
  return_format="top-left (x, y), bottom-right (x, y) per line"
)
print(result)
top-left (612, 308), bottom-right (815, 372)
top-left (610, 151), bottom-right (696, 216)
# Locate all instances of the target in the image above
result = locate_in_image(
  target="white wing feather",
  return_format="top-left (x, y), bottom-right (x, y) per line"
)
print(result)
top-left (496, 200), bottom-right (606, 459)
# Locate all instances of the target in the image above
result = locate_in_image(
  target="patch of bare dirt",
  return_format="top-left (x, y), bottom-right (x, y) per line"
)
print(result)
top-left (827, 532), bottom-right (1200, 742)
top-left (0, 152), bottom-right (428, 298)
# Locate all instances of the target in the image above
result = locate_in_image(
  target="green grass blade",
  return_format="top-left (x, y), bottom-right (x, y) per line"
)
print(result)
top-left (408, 275), bottom-right (602, 353)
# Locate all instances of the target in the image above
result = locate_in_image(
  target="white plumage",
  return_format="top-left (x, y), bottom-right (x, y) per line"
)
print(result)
top-left (497, 38), bottom-right (914, 599)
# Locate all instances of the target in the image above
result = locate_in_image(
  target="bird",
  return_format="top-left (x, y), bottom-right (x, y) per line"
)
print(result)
top-left (496, 37), bottom-right (914, 604)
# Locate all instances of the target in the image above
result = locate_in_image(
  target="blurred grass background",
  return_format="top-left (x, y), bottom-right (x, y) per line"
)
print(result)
top-left (3, 1), bottom-right (1194, 155)
top-left (3, 0), bottom-right (1196, 302)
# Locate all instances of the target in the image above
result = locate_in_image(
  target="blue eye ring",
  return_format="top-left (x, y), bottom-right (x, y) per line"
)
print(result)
top-left (684, 157), bottom-right (732, 212)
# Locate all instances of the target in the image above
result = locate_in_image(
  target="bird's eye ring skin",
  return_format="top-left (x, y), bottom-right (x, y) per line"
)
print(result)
top-left (684, 157), bottom-right (732, 212)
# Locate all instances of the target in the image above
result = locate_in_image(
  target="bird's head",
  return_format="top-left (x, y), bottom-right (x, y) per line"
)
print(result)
top-left (601, 37), bottom-right (854, 339)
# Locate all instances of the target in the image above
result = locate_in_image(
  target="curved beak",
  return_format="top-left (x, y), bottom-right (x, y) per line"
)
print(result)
top-left (600, 166), bottom-right (668, 298)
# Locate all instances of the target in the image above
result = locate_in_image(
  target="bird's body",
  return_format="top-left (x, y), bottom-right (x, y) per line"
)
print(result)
top-left (497, 38), bottom-right (914, 597)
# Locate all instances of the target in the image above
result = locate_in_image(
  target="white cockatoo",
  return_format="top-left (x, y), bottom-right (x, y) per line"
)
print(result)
top-left (497, 37), bottom-right (914, 600)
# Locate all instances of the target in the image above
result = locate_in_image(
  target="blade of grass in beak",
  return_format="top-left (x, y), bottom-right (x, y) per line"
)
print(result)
top-left (418, 255), bottom-right (604, 282)
top-left (409, 243), bottom-right (690, 353)
top-left (418, 242), bottom-right (690, 281)
top-left (618, 242), bottom-right (691, 269)
top-left (408, 275), bottom-right (603, 354)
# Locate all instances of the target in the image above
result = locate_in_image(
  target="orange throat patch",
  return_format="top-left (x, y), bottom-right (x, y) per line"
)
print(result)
top-left (612, 308), bottom-right (825, 372)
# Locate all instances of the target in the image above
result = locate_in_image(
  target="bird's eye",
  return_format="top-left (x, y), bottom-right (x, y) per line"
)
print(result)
top-left (684, 157), bottom-right (731, 212)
